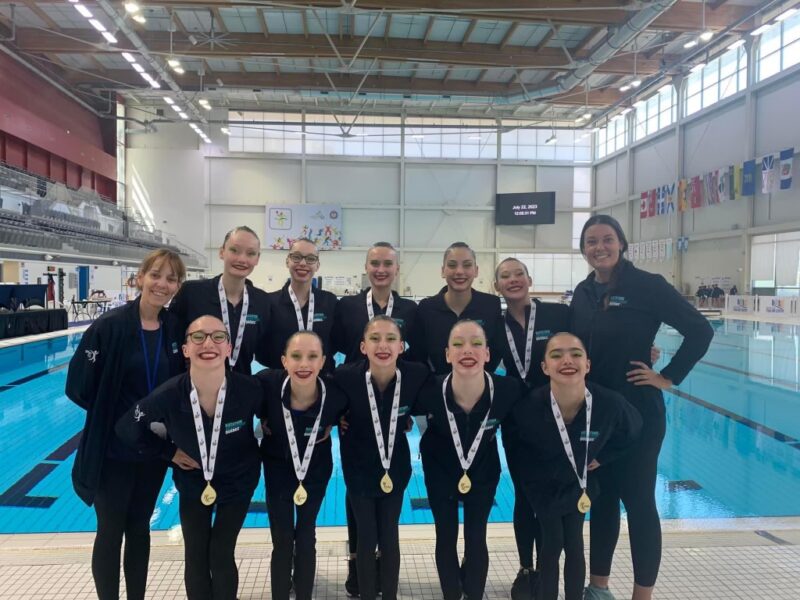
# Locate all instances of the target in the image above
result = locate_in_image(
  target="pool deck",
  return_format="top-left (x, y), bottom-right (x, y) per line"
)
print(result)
top-left (1, 518), bottom-right (799, 599)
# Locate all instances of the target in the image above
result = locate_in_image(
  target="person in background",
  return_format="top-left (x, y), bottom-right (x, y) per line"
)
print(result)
top-left (265, 238), bottom-right (338, 373)
top-left (116, 315), bottom-right (263, 600)
top-left (169, 226), bottom-right (271, 375)
top-left (332, 242), bottom-right (418, 596)
top-left (729, 284), bottom-right (738, 296)
top-left (66, 248), bottom-right (187, 600)
top-left (571, 215), bottom-right (712, 600)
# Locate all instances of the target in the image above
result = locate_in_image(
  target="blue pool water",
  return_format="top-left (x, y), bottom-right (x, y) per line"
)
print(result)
top-left (1, 319), bottom-right (799, 533)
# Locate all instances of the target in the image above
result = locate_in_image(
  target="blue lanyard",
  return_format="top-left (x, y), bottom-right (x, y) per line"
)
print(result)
top-left (139, 323), bottom-right (163, 394)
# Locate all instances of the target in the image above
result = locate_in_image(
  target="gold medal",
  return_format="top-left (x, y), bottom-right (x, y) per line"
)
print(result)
top-left (293, 483), bottom-right (308, 506)
top-left (457, 472), bottom-right (472, 494)
top-left (380, 472), bottom-right (394, 494)
top-left (577, 490), bottom-right (591, 513)
top-left (201, 482), bottom-right (217, 506)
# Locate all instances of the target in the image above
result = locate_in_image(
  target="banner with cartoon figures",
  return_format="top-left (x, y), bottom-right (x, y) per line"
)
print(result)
top-left (266, 204), bottom-right (343, 250)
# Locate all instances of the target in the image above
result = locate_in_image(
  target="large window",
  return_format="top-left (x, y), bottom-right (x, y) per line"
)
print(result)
top-left (511, 253), bottom-right (589, 293)
top-left (757, 10), bottom-right (800, 81)
top-left (751, 231), bottom-right (800, 293)
top-left (500, 127), bottom-right (592, 162)
top-left (685, 45), bottom-right (747, 117)
top-left (595, 113), bottom-right (628, 159)
top-left (633, 84), bottom-right (677, 141)
top-left (404, 117), bottom-right (497, 159)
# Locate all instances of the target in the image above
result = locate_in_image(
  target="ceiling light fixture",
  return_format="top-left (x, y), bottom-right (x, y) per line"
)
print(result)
top-left (164, 97), bottom-right (175, 105)
top-left (122, 52), bottom-right (136, 63)
top-left (167, 58), bottom-right (181, 68)
top-left (173, 67), bottom-right (185, 75)
top-left (630, 79), bottom-right (642, 88)
top-left (683, 39), bottom-right (699, 49)
top-left (89, 19), bottom-right (107, 32)
top-left (221, 127), bottom-right (230, 135)
top-left (699, 30), bottom-right (714, 42)
top-left (620, 84), bottom-right (631, 92)
top-left (101, 31), bottom-right (117, 44)
top-left (170, 104), bottom-right (182, 113)
top-left (657, 83), bottom-right (672, 94)
top-left (178, 112), bottom-right (189, 120)
top-left (545, 133), bottom-right (557, 145)
top-left (132, 63), bottom-right (145, 73)
top-left (124, 2), bottom-right (140, 13)
top-left (132, 14), bottom-right (146, 24)
top-left (620, 107), bottom-right (632, 116)
top-left (74, 4), bottom-right (93, 18)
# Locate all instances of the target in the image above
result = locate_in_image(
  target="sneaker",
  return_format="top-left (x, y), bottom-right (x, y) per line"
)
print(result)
top-left (345, 558), bottom-right (359, 597)
top-left (510, 567), bottom-right (534, 600)
top-left (583, 584), bottom-right (617, 600)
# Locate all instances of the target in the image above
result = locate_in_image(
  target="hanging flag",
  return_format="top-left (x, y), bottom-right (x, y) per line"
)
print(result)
top-left (663, 182), bottom-right (676, 213)
top-left (691, 175), bottom-right (704, 208)
top-left (705, 171), bottom-right (719, 205)
top-left (727, 165), bottom-right (735, 200)
top-left (762, 154), bottom-right (776, 193)
top-left (742, 160), bottom-right (756, 196)
top-left (648, 189), bottom-right (657, 217)
top-left (780, 148), bottom-right (794, 190)
top-left (656, 186), bottom-right (665, 215)
top-left (734, 164), bottom-right (742, 198)
top-left (640, 192), bottom-right (649, 219)
top-left (718, 166), bottom-right (729, 202)
top-left (678, 179), bottom-right (688, 212)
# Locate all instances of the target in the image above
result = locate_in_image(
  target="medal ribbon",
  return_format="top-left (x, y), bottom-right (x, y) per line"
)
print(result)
top-left (217, 278), bottom-right (249, 367)
top-left (441, 373), bottom-right (494, 473)
top-left (549, 387), bottom-right (593, 491)
top-left (366, 289), bottom-right (394, 320)
top-left (281, 376), bottom-right (326, 483)
top-left (288, 286), bottom-right (315, 332)
top-left (365, 369), bottom-right (402, 472)
top-left (504, 300), bottom-right (536, 378)
top-left (189, 378), bottom-right (227, 484)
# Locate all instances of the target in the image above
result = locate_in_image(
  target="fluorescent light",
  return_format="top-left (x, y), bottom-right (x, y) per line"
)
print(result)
top-left (683, 39), bottom-right (699, 49)
top-left (216, 78), bottom-right (224, 86)
top-left (89, 19), bottom-right (106, 32)
top-left (468, 135), bottom-right (482, 140)
top-left (776, 8), bottom-right (797, 21)
top-left (178, 112), bottom-right (188, 120)
top-left (174, 67), bottom-right (185, 75)
top-left (751, 24), bottom-right (773, 36)
top-left (620, 107), bottom-right (632, 115)
top-left (619, 84), bottom-right (631, 92)
top-left (633, 100), bottom-right (645, 108)
top-left (201, 103), bottom-right (211, 111)
top-left (544, 133), bottom-right (557, 145)
top-left (101, 31), bottom-right (117, 44)
top-left (630, 79), bottom-right (642, 88)
top-left (167, 58), bottom-right (181, 68)
top-left (124, 2), bottom-right (140, 13)
top-left (583, 112), bottom-right (592, 119)
top-left (198, 98), bottom-right (210, 105)
top-left (699, 30), bottom-right (714, 42)
top-left (74, 4), bottom-right (93, 18)
top-left (171, 104), bottom-right (182, 113)
top-left (149, 80), bottom-right (161, 89)
top-left (164, 97), bottom-right (175, 105)
top-left (221, 127), bottom-right (230, 135)
top-left (691, 62), bottom-right (706, 73)
top-left (728, 39), bottom-right (746, 50)
top-left (132, 14), bottom-right (146, 24)
top-left (132, 63), bottom-right (145, 73)
top-left (122, 52), bottom-right (136, 63)
top-left (574, 118), bottom-right (584, 125)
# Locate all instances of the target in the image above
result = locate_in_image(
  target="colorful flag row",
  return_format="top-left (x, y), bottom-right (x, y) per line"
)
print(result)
top-left (639, 147), bottom-right (794, 220)
top-left (629, 238), bottom-right (673, 263)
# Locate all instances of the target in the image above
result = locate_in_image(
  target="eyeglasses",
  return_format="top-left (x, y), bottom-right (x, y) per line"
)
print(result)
top-left (186, 330), bottom-right (230, 345)
top-left (288, 253), bottom-right (319, 265)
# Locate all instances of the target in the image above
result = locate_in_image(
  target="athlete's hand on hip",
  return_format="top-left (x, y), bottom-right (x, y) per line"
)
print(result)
top-left (172, 448), bottom-right (200, 470)
top-left (627, 361), bottom-right (673, 389)
top-left (316, 425), bottom-right (333, 444)
top-left (588, 459), bottom-right (601, 471)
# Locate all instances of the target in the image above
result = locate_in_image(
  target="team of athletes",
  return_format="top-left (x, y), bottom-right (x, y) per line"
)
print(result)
top-left (67, 214), bottom-right (712, 600)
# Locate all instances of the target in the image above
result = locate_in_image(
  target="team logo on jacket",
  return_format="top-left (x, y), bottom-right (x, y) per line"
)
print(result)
top-left (171, 342), bottom-right (179, 353)
top-left (608, 296), bottom-right (628, 307)
top-left (580, 430), bottom-right (599, 442)
top-left (134, 405), bottom-right (146, 422)
top-left (225, 419), bottom-right (245, 434)
top-left (313, 313), bottom-right (326, 322)
top-left (246, 314), bottom-right (260, 324)
top-left (534, 329), bottom-right (550, 341)
top-left (85, 349), bottom-right (99, 363)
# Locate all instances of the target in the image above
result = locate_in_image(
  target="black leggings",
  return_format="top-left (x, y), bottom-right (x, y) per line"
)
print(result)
top-left (266, 484), bottom-right (325, 600)
top-left (346, 493), bottom-right (358, 555)
top-left (590, 399), bottom-right (666, 587)
top-left (537, 510), bottom-right (586, 600)
top-left (179, 495), bottom-right (250, 600)
top-left (92, 457), bottom-right (167, 600)
top-left (349, 491), bottom-right (404, 600)
top-left (513, 476), bottom-right (541, 569)
top-left (428, 491), bottom-right (494, 600)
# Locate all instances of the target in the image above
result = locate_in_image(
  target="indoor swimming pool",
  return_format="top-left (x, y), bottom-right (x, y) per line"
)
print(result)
top-left (1, 318), bottom-right (798, 534)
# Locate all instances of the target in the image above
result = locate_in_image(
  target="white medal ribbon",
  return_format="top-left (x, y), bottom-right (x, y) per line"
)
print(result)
top-left (549, 387), bottom-right (593, 491)
top-left (365, 369), bottom-right (402, 472)
top-left (366, 289), bottom-right (394, 320)
top-left (504, 300), bottom-right (537, 378)
top-left (281, 376), bottom-right (326, 483)
top-left (189, 378), bottom-right (227, 483)
top-left (217, 278), bottom-right (249, 367)
top-left (288, 286), bottom-right (315, 332)
top-left (441, 372), bottom-right (494, 473)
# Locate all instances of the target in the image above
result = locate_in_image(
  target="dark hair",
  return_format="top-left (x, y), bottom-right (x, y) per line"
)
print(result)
top-left (185, 314), bottom-right (226, 337)
top-left (283, 330), bottom-right (324, 354)
top-left (494, 257), bottom-right (530, 282)
top-left (544, 331), bottom-right (587, 354)
top-left (578, 214), bottom-right (628, 255)
top-left (362, 314), bottom-right (402, 340)
top-left (222, 226), bottom-right (260, 248)
top-left (448, 318), bottom-right (487, 344)
top-left (137, 248), bottom-right (186, 290)
top-left (289, 238), bottom-right (318, 253)
top-left (443, 242), bottom-right (476, 264)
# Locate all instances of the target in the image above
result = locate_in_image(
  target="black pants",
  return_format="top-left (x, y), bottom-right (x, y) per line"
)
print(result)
top-left (92, 457), bottom-right (167, 600)
top-left (266, 485), bottom-right (325, 600)
top-left (590, 396), bottom-right (666, 587)
top-left (349, 491), bottom-right (404, 600)
top-left (428, 490), bottom-right (494, 600)
top-left (179, 495), bottom-right (250, 600)
top-left (513, 476), bottom-right (541, 570)
top-left (537, 510), bottom-right (586, 600)
top-left (346, 493), bottom-right (358, 555)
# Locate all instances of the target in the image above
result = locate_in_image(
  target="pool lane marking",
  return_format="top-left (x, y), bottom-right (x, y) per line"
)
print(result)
top-left (46, 431), bottom-right (83, 461)
top-left (661, 349), bottom-right (800, 391)
top-left (0, 362), bottom-right (69, 392)
top-left (667, 388), bottom-right (800, 447)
